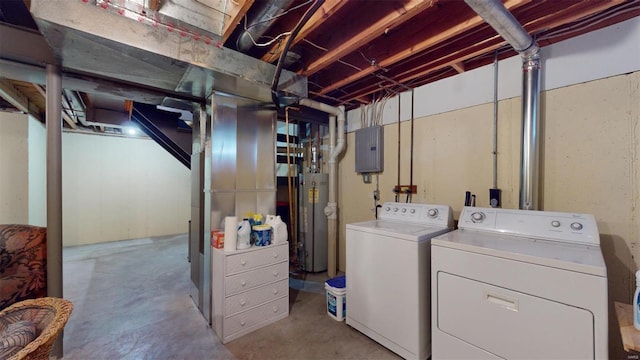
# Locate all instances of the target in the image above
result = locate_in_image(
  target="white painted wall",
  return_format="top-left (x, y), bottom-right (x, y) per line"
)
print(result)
top-left (1, 113), bottom-right (189, 244)
top-left (0, 112), bottom-right (29, 224)
top-left (62, 132), bottom-right (191, 247)
top-left (0, 112), bottom-right (46, 225)
top-left (28, 116), bottom-right (46, 226)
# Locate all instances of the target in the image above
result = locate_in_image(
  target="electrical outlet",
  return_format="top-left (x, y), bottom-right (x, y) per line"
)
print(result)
top-left (394, 185), bottom-right (417, 194)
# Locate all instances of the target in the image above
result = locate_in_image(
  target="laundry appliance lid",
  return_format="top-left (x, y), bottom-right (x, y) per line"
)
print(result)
top-left (432, 229), bottom-right (606, 276)
top-left (347, 219), bottom-right (451, 242)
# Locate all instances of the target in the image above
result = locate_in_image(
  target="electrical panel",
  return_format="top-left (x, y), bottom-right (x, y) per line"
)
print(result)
top-left (355, 125), bottom-right (384, 173)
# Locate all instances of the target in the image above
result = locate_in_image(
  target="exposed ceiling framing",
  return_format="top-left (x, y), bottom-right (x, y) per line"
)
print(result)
top-left (0, 0), bottom-right (638, 125)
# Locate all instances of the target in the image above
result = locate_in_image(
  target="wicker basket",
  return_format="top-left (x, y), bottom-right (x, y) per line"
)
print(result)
top-left (0, 297), bottom-right (73, 360)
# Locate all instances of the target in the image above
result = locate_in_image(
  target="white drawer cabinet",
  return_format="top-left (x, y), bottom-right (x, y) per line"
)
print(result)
top-left (211, 242), bottom-right (289, 344)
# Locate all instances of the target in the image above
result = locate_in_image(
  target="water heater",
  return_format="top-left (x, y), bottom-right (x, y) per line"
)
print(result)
top-left (298, 172), bottom-right (329, 272)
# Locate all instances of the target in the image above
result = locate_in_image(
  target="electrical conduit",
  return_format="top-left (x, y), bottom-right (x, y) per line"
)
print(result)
top-left (298, 98), bottom-right (345, 277)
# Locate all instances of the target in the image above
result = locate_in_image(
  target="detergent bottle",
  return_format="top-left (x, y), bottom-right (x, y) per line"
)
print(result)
top-left (270, 215), bottom-right (288, 244)
top-left (236, 220), bottom-right (251, 250)
top-left (634, 270), bottom-right (640, 330)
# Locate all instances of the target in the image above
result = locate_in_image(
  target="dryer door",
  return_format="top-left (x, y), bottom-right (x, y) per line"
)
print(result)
top-left (436, 272), bottom-right (594, 359)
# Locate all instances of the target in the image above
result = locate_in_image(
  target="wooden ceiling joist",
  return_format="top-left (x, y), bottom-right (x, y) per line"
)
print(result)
top-left (221, 0), bottom-right (255, 42)
top-left (335, 35), bottom-right (504, 104)
top-left (317, 0), bottom-right (531, 96)
top-left (0, 79), bottom-right (43, 122)
top-left (261, 0), bottom-right (347, 64)
top-left (31, 83), bottom-right (78, 129)
top-left (451, 62), bottom-right (465, 73)
top-left (301, 0), bottom-right (437, 77)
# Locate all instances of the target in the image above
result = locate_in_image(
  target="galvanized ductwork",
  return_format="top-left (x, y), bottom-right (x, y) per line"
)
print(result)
top-left (236, 0), bottom-right (295, 53)
top-left (29, 0), bottom-right (307, 106)
top-left (465, 0), bottom-right (541, 210)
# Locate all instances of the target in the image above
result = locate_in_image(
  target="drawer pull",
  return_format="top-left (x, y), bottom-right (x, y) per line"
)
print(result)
top-left (272, 306), bottom-right (279, 313)
top-left (240, 259), bottom-right (247, 266)
top-left (240, 299), bottom-right (246, 307)
top-left (240, 320), bottom-right (246, 326)
top-left (486, 292), bottom-right (518, 311)
top-left (272, 289), bottom-right (279, 295)
top-left (240, 280), bottom-right (247, 287)
top-left (272, 271), bottom-right (279, 277)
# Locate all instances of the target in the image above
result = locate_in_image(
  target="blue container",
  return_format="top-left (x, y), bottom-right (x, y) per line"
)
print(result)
top-left (325, 276), bottom-right (346, 321)
top-left (251, 225), bottom-right (272, 246)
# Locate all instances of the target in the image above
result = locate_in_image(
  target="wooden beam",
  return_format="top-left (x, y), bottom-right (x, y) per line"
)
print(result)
top-left (338, 36), bottom-right (503, 103)
top-left (0, 79), bottom-right (43, 122)
top-left (318, 0), bottom-right (531, 95)
top-left (32, 83), bottom-right (46, 98)
top-left (221, 0), bottom-right (255, 43)
top-left (522, 0), bottom-right (627, 37)
top-left (148, 0), bottom-right (162, 11)
top-left (301, 0), bottom-right (436, 77)
top-left (32, 84), bottom-right (78, 129)
top-left (394, 0), bottom-right (627, 86)
top-left (451, 62), bottom-right (465, 73)
top-left (261, 0), bottom-right (347, 64)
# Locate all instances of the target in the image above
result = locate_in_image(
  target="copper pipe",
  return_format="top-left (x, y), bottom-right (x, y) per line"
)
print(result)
top-left (285, 106), bottom-right (299, 265)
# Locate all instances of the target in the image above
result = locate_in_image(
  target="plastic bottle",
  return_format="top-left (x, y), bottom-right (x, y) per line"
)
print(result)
top-left (265, 214), bottom-right (277, 224)
top-left (271, 216), bottom-right (288, 244)
top-left (634, 270), bottom-right (640, 330)
top-left (236, 220), bottom-right (251, 250)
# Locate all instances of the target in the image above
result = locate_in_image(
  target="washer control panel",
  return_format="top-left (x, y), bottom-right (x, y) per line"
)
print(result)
top-left (379, 202), bottom-right (453, 228)
top-left (458, 207), bottom-right (600, 246)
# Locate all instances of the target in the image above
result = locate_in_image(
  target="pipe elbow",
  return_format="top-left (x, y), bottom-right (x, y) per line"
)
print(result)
top-left (332, 139), bottom-right (346, 159)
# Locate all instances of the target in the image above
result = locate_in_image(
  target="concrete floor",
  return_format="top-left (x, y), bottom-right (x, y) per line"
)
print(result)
top-left (62, 234), bottom-right (402, 359)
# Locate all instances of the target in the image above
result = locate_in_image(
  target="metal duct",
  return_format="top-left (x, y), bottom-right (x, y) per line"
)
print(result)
top-left (236, 0), bottom-right (295, 53)
top-left (29, 0), bottom-right (307, 106)
top-left (464, 0), bottom-right (539, 57)
top-left (520, 55), bottom-right (541, 210)
top-left (63, 89), bottom-right (89, 127)
top-left (465, 0), bottom-right (541, 210)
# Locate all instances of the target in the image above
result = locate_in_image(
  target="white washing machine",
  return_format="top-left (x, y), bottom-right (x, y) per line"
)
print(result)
top-left (346, 202), bottom-right (454, 360)
top-left (431, 207), bottom-right (608, 359)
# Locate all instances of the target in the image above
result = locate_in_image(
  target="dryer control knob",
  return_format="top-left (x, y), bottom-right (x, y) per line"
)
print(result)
top-left (427, 209), bottom-right (438, 218)
top-left (393, 207), bottom-right (398, 212)
top-left (471, 212), bottom-right (485, 222)
top-left (385, 206), bottom-right (391, 212)
top-left (402, 208), bottom-right (407, 213)
top-left (410, 209), bottom-right (416, 214)
top-left (570, 222), bottom-right (583, 231)
top-left (551, 220), bottom-right (561, 228)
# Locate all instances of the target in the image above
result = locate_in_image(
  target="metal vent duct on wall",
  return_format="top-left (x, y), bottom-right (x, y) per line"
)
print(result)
top-left (465, 0), bottom-right (541, 211)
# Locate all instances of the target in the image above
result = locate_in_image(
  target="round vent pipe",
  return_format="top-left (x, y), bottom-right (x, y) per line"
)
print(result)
top-left (236, 0), bottom-right (295, 53)
top-left (465, 0), bottom-right (541, 210)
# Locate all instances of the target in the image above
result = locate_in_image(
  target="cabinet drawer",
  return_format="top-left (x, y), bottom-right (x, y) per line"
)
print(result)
top-left (224, 297), bottom-right (289, 337)
top-left (437, 272), bottom-right (593, 359)
top-left (225, 261), bottom-right (288, 295)
top-left (225, 279), bottom-right (289, 316)
top-left (226, 243), bottom-right (288, 275)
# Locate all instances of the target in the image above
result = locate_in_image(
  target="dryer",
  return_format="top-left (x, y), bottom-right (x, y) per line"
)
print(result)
top-left (346, 202), bottom-right (454, 360)
top-left (431, 207), bottom-right (608, 359)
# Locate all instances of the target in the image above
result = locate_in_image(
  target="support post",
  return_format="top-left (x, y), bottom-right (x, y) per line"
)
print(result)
top-left (46, 63), bottom-right (63, 357)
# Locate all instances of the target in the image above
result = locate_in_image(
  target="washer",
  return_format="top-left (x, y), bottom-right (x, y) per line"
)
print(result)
top-left (431, 207), bottom-right (608, 359)
top-left (346, 202), bottom-right (454, 360)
